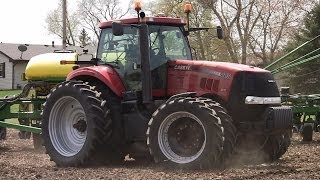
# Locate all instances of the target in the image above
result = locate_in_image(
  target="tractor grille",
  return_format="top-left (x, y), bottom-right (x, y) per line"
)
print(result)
top-left (245, 72), bottom-right (279, 97)
top-left (228, 71), bottom-right (281, 124)
top-left (228, 71), bottom-right (280, 105)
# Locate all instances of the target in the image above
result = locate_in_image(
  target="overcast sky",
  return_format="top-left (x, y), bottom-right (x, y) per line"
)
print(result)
top-left (0, 0), bottom-right (135, 45)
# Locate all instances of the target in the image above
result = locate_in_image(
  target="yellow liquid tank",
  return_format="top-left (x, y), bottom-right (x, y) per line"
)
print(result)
top-left (25, 53), bottom-right (77, 81)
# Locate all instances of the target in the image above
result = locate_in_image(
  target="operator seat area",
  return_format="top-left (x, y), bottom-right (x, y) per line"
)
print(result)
top-left (150, 48), bottom-right (168, 90)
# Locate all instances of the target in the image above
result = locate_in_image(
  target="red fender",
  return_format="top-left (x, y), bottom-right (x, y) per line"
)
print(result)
top-left (66, 66), bottom-right (125, 97)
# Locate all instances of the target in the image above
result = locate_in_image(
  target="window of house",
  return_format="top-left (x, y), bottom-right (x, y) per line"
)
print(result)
top-left (0, 62), bottom-right (5, 78)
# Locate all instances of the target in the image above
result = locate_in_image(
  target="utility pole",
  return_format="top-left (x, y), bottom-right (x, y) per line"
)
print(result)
top-left (62, 0), bottom-right (67, 50)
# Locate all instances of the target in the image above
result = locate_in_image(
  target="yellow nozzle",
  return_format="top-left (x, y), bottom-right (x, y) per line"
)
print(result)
top-left (60, 60), bottom-right (75, 65)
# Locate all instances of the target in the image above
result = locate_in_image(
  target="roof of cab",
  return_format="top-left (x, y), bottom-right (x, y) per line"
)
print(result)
top-left (99, 17), bottom-right (186, 29)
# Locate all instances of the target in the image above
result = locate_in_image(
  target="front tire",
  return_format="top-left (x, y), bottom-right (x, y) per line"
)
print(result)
top-left (147, 97), bottom-right (224, 169)
top-left (235, 132), bottom-right (291, 164)
top-left (42, 81), bottom-right (110, 167)
top-left (275, 132), bottom-right (291, 159)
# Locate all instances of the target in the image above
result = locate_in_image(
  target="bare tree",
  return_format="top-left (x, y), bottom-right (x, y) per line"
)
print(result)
top-left (199, 0), bottom-right (310, 64)
top-left (77, 0), bottom-right (133, 41)
top-left (46, 0), bottom-right (133, 46)
top-left (46, 2), bottom-right (80, 46)
top-left (249, 0), bottom-right (308, 65)
top-left (150, 0), bottom-right (230, 61)
top-left (199, 0), bottom-right (262, 64)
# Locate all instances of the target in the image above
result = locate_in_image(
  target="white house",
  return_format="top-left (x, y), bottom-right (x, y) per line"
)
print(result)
top-left (0, 42), bottom-right (95, 90)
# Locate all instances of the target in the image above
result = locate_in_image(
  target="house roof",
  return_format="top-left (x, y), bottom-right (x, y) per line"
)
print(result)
top-left (0, 43), bottom-right (96, 61)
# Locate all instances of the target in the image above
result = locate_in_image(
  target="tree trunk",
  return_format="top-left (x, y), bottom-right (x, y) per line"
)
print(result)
top-left (195, 31), bottom-right (206, 60)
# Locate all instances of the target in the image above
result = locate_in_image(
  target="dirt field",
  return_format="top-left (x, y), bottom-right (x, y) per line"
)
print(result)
top-left (1, 129), bottom-right (320, 180)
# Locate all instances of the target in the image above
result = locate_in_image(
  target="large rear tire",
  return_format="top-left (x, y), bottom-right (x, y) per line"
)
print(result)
top-left (147, 97), bottom-right (224, 169)
top-left (42, 81), bottom-right (111, 167)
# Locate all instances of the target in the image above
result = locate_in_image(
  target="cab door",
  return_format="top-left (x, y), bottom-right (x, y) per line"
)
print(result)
top-left (148, 25), bottom-right (192, 97)
top-left (97, 26), bottom-right (142, 91)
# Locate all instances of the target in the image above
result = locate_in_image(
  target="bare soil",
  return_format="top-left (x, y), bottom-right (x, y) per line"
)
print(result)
top-left (1, 129), bottom-right (320, 180)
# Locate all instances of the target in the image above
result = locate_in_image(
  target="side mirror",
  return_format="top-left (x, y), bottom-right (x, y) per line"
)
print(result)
top-left (112, 21), bottom-right (124, 36)
top-left (217, 26), bottom-right (224, 39)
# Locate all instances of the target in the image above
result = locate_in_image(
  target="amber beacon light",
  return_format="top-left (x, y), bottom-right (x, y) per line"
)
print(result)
top-left (184, 3), bottom-right (192, 33)
top-left (184, 3), bottom-right (192, 13)
top-left (134, 1), bottom-right (142, 12)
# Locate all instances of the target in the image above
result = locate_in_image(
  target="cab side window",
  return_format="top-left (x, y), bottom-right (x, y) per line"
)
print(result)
top-left (98, 27), bottom-right (141, 90)
top-left (163, 30), bottom-right (188, 60)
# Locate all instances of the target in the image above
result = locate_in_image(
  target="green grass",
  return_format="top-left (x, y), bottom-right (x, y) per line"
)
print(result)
top-left (5, 119), bottom-right (18, 124)
top-left (0, 90), bottom-right (21, 98)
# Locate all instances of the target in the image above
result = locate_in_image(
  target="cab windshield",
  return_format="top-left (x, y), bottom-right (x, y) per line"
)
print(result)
top-left (97, 25), bottom-right (192, 67)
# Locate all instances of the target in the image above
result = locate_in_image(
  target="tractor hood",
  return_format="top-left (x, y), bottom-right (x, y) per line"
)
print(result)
top-left (169, 60), bottom-right (269, 75)
top-left (167, 59), bottom-right (277, 102)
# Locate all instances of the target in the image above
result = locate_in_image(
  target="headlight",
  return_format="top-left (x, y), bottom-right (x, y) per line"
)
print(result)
top-left (245, 96), bottom-right (281, 105)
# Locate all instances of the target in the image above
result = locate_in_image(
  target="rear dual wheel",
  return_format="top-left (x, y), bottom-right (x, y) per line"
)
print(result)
top-left (195, 98), bottom-right (237, 166)
top-left (147, 97), bottom-right (224, 169)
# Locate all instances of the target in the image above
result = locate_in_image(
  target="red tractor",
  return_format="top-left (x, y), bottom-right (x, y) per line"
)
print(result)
top-left (42, 5), bottom-right (292, 169)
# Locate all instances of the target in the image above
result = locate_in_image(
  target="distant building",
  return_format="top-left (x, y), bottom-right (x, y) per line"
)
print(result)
top-left (0, 42), bottom-right (95, 90)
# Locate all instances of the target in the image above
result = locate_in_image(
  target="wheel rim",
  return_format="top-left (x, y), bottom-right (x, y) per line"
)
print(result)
top-left (158, 111), bottom-right (206, 164)
top-left (49, 96), bottom-right (87, 157)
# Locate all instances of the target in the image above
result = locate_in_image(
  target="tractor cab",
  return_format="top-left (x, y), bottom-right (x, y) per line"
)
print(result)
top-left (97, 17), bottom-right (192, 92)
